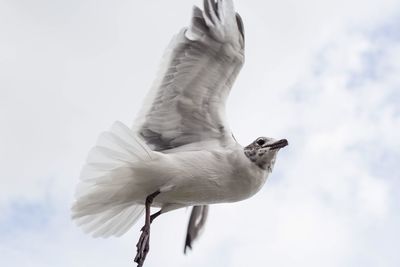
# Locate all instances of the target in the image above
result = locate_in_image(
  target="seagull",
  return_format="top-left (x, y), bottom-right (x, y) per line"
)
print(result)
top-left (71, 0), bottom-right (288, 266)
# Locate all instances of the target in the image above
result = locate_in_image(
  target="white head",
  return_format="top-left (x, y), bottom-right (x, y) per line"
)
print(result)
top-left (244, 137), bottom-right (288, 171)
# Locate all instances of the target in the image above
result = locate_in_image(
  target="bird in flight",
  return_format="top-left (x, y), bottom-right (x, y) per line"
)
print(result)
top-left (72, 0), bottom-right (288, 266)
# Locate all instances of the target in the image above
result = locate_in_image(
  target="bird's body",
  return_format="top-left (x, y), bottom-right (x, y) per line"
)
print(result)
top-left (72, 1), bottom-right (288, 266)
top-left (141, 144), bottom-right (267, 207)
top-left (76, 123), bottom-right (267, 212)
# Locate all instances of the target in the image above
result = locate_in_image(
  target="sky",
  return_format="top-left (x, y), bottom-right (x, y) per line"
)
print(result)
top-left (1, 0), bottom-right (400, 266)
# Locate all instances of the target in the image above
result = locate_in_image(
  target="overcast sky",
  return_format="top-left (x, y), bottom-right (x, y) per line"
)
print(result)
top-left (1, 0), bottom-right (400, 266)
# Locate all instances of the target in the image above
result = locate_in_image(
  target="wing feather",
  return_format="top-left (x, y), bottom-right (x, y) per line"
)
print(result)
top-left (184, 205), bottom-right (209, 253)
top-left (134, 0), bottom-right (245, 151)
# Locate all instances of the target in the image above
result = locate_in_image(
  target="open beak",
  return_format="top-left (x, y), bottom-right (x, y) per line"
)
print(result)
top-left (263, 139), bottom-right (288, 150)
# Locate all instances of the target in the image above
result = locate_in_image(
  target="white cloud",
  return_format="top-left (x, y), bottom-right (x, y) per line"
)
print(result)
top-left (1, 0), bottom-right (400, 266)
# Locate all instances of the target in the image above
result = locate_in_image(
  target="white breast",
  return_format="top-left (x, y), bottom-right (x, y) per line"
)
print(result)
top-left (151, 146), bottom-right (268, 206)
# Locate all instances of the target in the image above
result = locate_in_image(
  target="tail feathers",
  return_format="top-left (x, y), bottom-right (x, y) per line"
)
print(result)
top-left (75, 203), bottom-right (144, 238)
top-left (72, 121), bottom-right (153, 237)
top-left (84, 122), bottom-right (153, 171)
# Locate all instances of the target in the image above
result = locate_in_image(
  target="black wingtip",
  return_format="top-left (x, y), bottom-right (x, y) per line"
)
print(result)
top-left (184, 234), bottom-right (193, 254)
top-left (236, 13), bottom-right (245, 47)
top-left (203, 0), bottom-right (211, 19)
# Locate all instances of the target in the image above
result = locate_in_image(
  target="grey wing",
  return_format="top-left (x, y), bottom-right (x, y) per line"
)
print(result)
top-left (184, 205), bottom-right (209, 254)
top-left (133, 0), bottom-right (245, 151)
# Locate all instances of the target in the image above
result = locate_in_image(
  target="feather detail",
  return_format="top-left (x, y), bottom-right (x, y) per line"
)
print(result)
top-left (72, 121), bottom-right (155, 237)
top-left (184, 205), bottom-right (209, 253)
top-left (134, 0), bottom-right (245, 151)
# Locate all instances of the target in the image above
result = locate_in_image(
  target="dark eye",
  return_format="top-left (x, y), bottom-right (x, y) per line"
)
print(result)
top-left (256, 138), bottom-right (265, 146)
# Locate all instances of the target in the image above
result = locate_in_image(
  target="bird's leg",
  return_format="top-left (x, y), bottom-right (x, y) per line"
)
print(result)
top-left (150, 210), bottom-right (162, 224)
top-left (139, 210), bottom-right (162, 232)
top-left (134, 190), bottom-right (161, 267)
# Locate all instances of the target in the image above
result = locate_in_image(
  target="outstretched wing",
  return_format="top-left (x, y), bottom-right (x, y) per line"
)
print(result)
top-left (134, 0), bottom-right (245, 151)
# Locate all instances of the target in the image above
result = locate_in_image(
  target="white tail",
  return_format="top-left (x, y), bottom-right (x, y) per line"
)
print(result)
top-left (72, 121), bottom-right (154, 238)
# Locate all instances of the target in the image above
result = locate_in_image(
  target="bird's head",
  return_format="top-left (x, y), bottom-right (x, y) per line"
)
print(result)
top-left (244, 137), bottom-right (288, 171)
